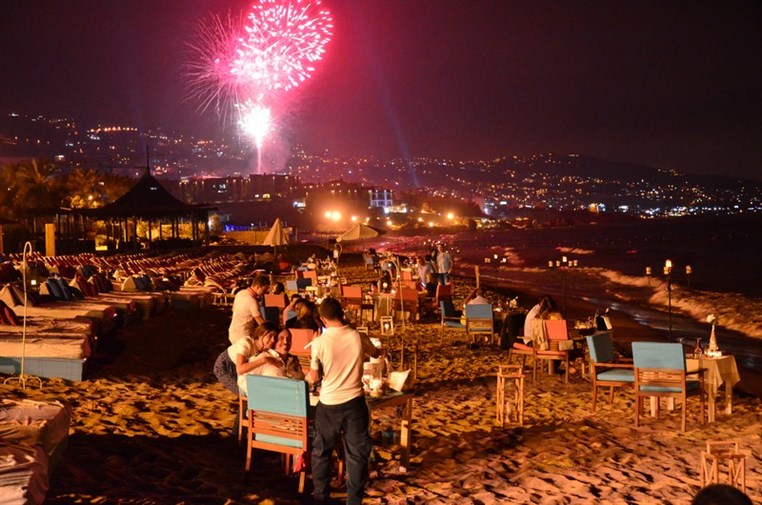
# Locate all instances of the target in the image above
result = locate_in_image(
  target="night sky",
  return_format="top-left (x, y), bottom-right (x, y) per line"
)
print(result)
top-left (1, 1), bottom-right (760, 180)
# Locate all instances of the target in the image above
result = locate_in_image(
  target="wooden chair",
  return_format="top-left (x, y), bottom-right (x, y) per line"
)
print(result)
top-left (534, 319), bottom-right (571, 383)
top-left (238, 393), bottom-right (248, 446)
top-left (439, 299), bottom-right (465, 343)
top-left (700, 440), bottom-right (748, 492)
top-left (264, 293), bottom-right (287, 310)
top-left (289, 328), bottom-right (316, 375)
top-left (340, 285), bottom-right (374, 324)
top-left (392, 288), bottom-right (420, 323)
top-left (508, 340), bottom-right (534, 374)
top-left (245, 375), bottom-right (310, 493)
top-left (632, 342), bottom-right (706, 432)
top-left (434, 283), bottom-right (453, 307)
top-left (585, 331), bottom-right (634, 411)
top-left (464, 303), bottom-right (495, 345)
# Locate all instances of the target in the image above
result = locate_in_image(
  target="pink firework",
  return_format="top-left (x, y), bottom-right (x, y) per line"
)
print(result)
top-left (231, 0), bottom-right (334, 93)
top-left (184, 12), bottom-right (245, 119)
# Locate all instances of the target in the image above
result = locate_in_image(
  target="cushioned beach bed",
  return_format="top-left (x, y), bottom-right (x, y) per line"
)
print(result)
top-left (0, 399), bottom-right (72, 504)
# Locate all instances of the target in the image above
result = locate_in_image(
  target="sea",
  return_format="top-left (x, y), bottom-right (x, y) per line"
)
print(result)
top-left (370, 214), bottom-right (762, 373)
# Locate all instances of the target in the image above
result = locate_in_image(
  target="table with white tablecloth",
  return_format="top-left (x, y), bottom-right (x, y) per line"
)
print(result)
top-left (686, 355), bottom-right (741, 422)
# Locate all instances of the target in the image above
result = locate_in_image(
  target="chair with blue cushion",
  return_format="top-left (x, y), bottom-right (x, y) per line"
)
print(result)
top-left (585, 331), bottom-right (634, 411)
top-left (465, 303), bottom-right (495, 345)
top-left (439, 299), bottom-right (465, 343)
top-left (245, 375), bottom-right (310, 492)
top-left (632, 342), bottom-right (706, 431)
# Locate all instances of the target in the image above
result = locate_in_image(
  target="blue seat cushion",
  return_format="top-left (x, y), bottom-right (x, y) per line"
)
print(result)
top-left (640, 379), bottom-right (701, 393)
top-left (597, 369), bottom-right (634, 382)
top-left (444, 321), bottom-right (465, 329)
top-left (254, 433), bottom-right (304, 449)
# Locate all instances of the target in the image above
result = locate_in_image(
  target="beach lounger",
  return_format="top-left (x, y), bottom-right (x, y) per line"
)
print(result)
top-left (0, 285), bottom-right (118, 337)
top-left (0, 442), bottom-right (48, 505)
top-left (0, 399), bottom-right (72, 504)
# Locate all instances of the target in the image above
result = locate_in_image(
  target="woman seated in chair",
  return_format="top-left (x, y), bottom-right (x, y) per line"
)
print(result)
top-left (238, 326), bottom-right (305, 395)
top-left (463, 287), bottom-right (490, 310)
top-left (523, 295), bottom-right (559, 344)
top-left (286, 300), bottom-right (321, 332)
top-left (214, 321), bottom-right (279, 395)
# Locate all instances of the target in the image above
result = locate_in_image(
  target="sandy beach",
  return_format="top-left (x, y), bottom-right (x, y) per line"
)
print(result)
top-left (1, 262), bottom-right (760, 504)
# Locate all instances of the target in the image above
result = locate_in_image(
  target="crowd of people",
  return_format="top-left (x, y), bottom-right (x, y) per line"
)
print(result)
top-left (210, 245), bottom-right (755, 505)
top-left (212, 270), bottom-right (382, 505)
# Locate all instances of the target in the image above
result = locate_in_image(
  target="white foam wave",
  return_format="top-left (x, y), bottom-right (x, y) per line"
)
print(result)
top-left (598, 269), bottom-right (762, 340)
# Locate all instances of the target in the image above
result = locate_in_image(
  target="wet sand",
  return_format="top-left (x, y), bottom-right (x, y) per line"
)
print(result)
top-left (1, 264), bottom-right (760, 504)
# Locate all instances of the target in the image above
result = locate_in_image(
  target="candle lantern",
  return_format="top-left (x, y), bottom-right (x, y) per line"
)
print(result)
top-left (380, 316), bottom-right (394, 336)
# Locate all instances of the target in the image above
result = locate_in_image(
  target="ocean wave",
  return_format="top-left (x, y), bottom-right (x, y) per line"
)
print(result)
top-left (598, 269), bottom-right (762, 340)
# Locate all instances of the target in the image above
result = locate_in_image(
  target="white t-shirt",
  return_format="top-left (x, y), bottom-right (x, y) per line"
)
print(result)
top-left (524, 303), bottom-right (542, 338)
top-left (465, 295), bottom-right (490, 307)
top-left (310, 325), bottom-right (377, 405)
top-left (228, 289), bottom-right (261, 344)
top-left (227, 336), bottom-right (256, 363)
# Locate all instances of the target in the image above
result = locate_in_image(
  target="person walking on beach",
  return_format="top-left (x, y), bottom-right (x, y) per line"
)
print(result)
top-left (228, 274), bottom-right (270, 344)
top-left (435, 243), bottom-right (453, 285)
top-left (309, 298), bottom-right (381, 505)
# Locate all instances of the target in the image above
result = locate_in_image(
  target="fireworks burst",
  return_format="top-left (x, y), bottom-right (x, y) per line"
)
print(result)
top-left (232, 0), bottom-right (334, 93)
top-left (237, 99), bottom-right (272, 149)
top-left (184, 12), bottom-right (245, 121)
top-left (185, 0), bottom-right (333, 167)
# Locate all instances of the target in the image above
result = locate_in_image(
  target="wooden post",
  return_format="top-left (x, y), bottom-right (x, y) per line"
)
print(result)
top-left (475, 265), bottom-right (480, 288)
top-left (45, 223), bottom-right (56, 257)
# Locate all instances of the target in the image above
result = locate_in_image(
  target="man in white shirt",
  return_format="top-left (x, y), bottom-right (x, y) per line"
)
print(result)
top-left (415, 256), bottom-right (434, 289)
top-left (309, 298), bottom-right (380, 505)
top-left (228, 275), bottom-right (270, 344)
top-left (435, 243), bottom-right (453, 285)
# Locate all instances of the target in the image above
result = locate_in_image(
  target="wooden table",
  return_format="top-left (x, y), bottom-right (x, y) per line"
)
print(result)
top-left (310, 391), bottom-right (414, 473)
top-left (686, 355), bottom-right (741, 422)
top-left (367, 391), bottom-right (414, 472)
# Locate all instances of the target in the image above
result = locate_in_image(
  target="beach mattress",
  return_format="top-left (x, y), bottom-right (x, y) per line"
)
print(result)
top-left (1, 306), bottom-right (115, 337)
top-left (0, 317), bottom-right (94, 339)
top-left (0, 399), bottom-right (71, 462)
top-left (0, 334), bottom-right (90, 360)
top-left (0, 442), bottom-right (48, 505)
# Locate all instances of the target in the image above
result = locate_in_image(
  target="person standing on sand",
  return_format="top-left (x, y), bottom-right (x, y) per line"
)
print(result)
top-left (309, 298), bottom-right (381, 505)
top-left (228, 274), bottom-right (270, 344)
top-left (435, 243), bottom-right (453, 285)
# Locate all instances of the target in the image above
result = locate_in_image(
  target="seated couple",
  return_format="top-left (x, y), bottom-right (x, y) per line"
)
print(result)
top-left (214, 321), bottom-right (304, 397)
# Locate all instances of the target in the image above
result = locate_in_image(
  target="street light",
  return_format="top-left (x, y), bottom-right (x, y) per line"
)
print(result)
top-left (548, 256), bottom-right (578, 317)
